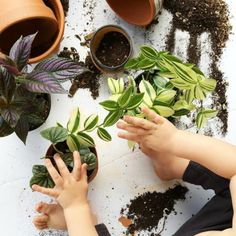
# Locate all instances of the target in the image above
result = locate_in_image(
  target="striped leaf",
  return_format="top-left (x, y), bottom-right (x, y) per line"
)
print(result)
top-left (35, 57), bottom-right (88, 80)
top-left (194, 85), bottom-right (206, 100)
top-left (118, 78), bottom-right (125, 93)
top-left (199, 78), bottom-right (216, 92)
top-left (97, 127), bottom-right (112, 142)
top-left (108, 78), bottom-right (120, 94)
top-left (81, 152), bottom-right (97, 171)
top-left (10, 33), bottom-right (37, 70)
top-left (66, 134), bottom-right (80, 152)
top-left (173, 100), bottom-right (193, 111)
top-left (77, 132), bottom-right (95, 147)
top-left (126, 93), bottom-right (144, 110)
top-left (156, 90), bottom-right (176, 103)
top-left (140, 45), bottom-right (159, 60)
top-left (153, 105), bottom-right (174, 117)
top-left (184, 89), bottom-right (195, 103)
top-left (139, 80), bottom-right (156, 106)
top-left (67, 108), bottom-right (80, 133)
top-left (103, 110), bottom-right (123, 127)
top-left (22, 71), bottom-right (66, 94)
top-left (1, 108), bottom-right (21, 128)
top-left (99, 100), bottom-right (119, 111)
top-left (137, 58), bottom-right (156, 70)
top-left (171, 78), bottom-right (192, 90)
top-left (196, 109), bottom-right (218, 129)
top-left (118, 87), bottom-right (133, 108)
top-left (84, 114), bottom-right (99, 132)
top-left (125, 58), bottom-right (139, 69)
top-left (40, 127), bottom-right (68, 144)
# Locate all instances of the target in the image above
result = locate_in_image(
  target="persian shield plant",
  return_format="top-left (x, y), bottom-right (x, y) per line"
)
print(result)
top-left (30, 107), bottom-right (112, 188)
top-left (0, 33), bottom-right (88, 143)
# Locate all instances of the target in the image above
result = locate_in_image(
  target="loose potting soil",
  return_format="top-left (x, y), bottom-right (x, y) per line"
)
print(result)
top-left (164, 0), bottom-right (231, 135)
top-left (95, 32), bottom-right (130, 68)
top-left (120, 185), bottom-right (189, 235)
top-left (58, 47), bottom-right (101, 99)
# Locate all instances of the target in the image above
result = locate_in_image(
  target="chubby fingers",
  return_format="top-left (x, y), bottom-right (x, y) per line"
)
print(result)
top-left (32, 184), bottom-right (59, 198)
top-left (72, 151), bottom-right (81, 180)
top-left (54, 154), bottom-right (70, 178)
top-left (44, 158), bottom-right (62, 186)
top-left (123, 115), bottom-right (157, 130)
top-left (117, 121), bottom-right (151, 136)
top-left (141, 107), bottom-right (164, 124)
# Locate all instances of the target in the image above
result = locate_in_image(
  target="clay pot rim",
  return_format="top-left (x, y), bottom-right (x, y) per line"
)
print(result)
top-left (29, 0), bottom-right (65, 63)
top-left (46, 143), bottom-right (99, 183)
top-left (90, 24), bottom-right (132, 72)
top-left (107, 0), bottom-right (156, 26)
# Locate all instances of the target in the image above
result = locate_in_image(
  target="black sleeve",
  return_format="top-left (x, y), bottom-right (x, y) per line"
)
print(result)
top-left (95, 224), bottom-right (111, 236)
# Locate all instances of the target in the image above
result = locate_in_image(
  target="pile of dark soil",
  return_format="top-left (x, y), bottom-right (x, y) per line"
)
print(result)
top-left (164, 0), bottom-right (231, 135)
top-left (95, 32), bottom-right (131, 68)
top-left (120, 185), bottom-right (188, 235)
top-left (58, 47), bottom-right (101, 99)
top-left (60, 0), bottom-right (69, 16)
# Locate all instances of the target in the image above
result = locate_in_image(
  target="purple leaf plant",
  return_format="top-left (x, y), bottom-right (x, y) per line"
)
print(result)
top-left (0, 33), bottom-right (88, 143)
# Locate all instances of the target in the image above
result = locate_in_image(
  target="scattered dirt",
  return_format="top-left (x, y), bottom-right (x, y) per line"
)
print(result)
top-left (58, 47), bottom-right (101, 99)
top-left (60, 0), bottom-right (69, 16)
top-left (164, 0), bottom-right (231, 135)
top-left (95, 32), bottom-right (131, 68)
top-left (120, 185), bottom-right (188, 235)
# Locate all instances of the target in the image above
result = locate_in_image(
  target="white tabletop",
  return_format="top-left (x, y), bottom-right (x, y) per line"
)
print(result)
top-left (1, 0), bottom-right (236, 235)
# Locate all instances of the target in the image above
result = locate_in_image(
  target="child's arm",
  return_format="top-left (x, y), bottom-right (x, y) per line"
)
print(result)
top-left (117, 107), bottom-right (236, 179)
top-left (32, 152), bottom-right (98, 236)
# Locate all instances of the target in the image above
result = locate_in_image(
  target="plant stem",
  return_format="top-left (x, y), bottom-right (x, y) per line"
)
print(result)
top-left (53, 144), bottom-right (64, 155)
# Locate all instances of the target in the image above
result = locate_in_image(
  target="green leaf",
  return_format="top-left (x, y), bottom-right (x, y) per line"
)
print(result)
top-left (61, 153), bottom-right (74, 168)
top-left (196, 109), bottom-right (218, 129)
top-left (15, 116), bottom-right (29, 144)
top-left (173, 100), bottom-right (192, 111)
top-left (30, 165), bottom-right (54, 189)
top-left (126, 93), bottom-right (144, 110)
top-left (171, 78), bottom-right (192, 90)
top-left (194, 85), bottom-right (206, 100)
top-left (100, 100), bottom-right (119, 111)
top-left (128, 76), bottom-right (136, 88)
top-left (139, 80), bottom-right (156, 106)
top-left (140, 45), bottom-right (159, 60)
top-left (84, 114), bottom-right (99, 132)
top-left (125, 58), bottom-right (140, 69)
top-left (103, 110), bottom-right (123, 127)
top-left (66, 134), bottom-right (80, 152)
top-left (153, 106), bottom-right (174, 117)
top-left (199, 78), bottom-right (217, 92)
top-left (184, 89), bottom-right (195, 103)
top-left (156, 90), bottom-right (176, 103)
top-left (67, 108), bottom-right (80, 133)
top-left (118, 78), bottom-right (125, 93)
top-left (108, 78), bottom-right (120, 94)
top-left (41, 127), bottom-right (68, 144)
top-left (77, 132), bottom-right (95, 147)
top-left (97, 127), bottom-right (112, 142)
top-left (81, 152), bottom-right (97, 171)
top-left (137, 58), bottom-right (156, 70)
top-left (118, 87), bottom-right (133, 108)
top-left (153, 75), bottom-right (169, 90)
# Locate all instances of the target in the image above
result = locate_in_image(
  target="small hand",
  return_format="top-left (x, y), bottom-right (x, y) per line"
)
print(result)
top-left (32, 151), bottom-right (88, 210)
top-left (117, 107), bottom-right (179, 154)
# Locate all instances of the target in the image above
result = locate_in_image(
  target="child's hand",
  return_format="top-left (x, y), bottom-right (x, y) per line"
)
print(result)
top-left (32, 151), bottom-right (88, 210)
top-left (117, 107), bottom-right (179, 154)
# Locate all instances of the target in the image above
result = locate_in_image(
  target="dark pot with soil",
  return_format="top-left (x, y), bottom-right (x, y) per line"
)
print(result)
top-left (0, 34), bottom-right (88, 144)
top-left (106, 0), bottom-right (164, 26)
top-left (90, 25), bottom-right (132, 73)
top-left (30, 107), bottom-right (113, 188)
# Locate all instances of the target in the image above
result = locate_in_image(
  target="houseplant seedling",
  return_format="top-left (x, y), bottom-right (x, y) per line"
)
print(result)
top-left (30, 107), bottom-right (112, 188)
top-left (0, 33), bottom-right (88, 143)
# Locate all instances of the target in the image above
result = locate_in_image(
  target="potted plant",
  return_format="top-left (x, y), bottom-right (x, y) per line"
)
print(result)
top-left (30, 107), bottom-right (112, 188)
top-left (100, 45), bottom-right (218, 147)
top-left (90, 25), bottom-right (132, 73)
top-left (106, 0), bottom-right (164, 26)
top-left (0, 33), bottom-right (87, 143)
top-left (0, 0), bottom-right (65, 63)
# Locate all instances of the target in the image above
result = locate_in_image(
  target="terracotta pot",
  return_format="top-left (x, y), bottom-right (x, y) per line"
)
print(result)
top-left (46, 143), bottom-right (99, 183)
top-left (106, 0), bottom-right (164, 26)
top-left (90, 25), bottom-right (132, 73)
top-left (0, 0), bottom-right (65, 64)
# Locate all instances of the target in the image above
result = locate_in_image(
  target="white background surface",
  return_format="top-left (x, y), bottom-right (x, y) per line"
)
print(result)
top-left (0, 0), bottom-right (236, 235)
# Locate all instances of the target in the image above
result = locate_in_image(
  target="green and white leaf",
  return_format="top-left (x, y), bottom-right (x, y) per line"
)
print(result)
top-left (84, 114), bottom-right (99, 132)
top-left (140, 45), bottom-right (159, 60)
top-left (139, 80), bottom-right (156, 106)
top-left (99, 100), bottom-right (119, 111)
top-left (196, 109), bottom-right (218, 129)
top-left (108, 78), bottom-right (120, 94)
top-left (66, 134), bottom-right (80, 152)
top-left (126, 93), bottom-right (144, 110)
top-left (67, 108), bottom-right (80, 133)
top-left (156, 89), bottom-right (176, 103)
top-left (153, 106), bottom-right (174, 117)
top-left (77, 132), bottom-right (95, 147)
top-left (118, 86), bottom-right (133, 108)
top-left (81, 152), bottom-right (97, 171)
top-left (97, 127), bottom-right (112, 142)
top-left (103, 110), bottom-right (123, 127)
top-left (118, 78), bottom-right (125, 93)
top-left (199, 77), bottom-right (217, 92)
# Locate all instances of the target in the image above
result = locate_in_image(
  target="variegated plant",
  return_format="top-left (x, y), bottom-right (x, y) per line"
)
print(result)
top-left (0, 33), bottom-right (87, 143)
top-left (123, 45), bottom-right (218, 129)
top-left (30, 107), bottom-right (112, 188)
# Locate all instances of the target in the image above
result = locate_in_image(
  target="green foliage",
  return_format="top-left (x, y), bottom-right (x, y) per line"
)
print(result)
top-left (0, 34), bottom-right (88, 144)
